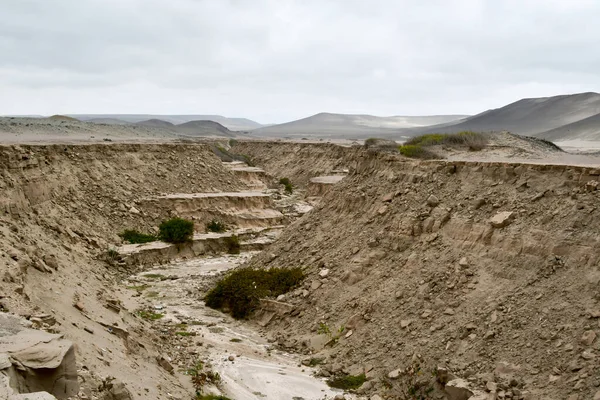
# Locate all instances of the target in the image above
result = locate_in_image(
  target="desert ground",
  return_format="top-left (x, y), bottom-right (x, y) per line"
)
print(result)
top-left (1, 117), bottom-right (600, 400)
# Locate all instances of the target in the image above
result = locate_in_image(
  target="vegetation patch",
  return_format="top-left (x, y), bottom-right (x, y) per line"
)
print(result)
top-left (327, 374), bottom-right (367, 390)
top-left (206, 220), bottom-right (226, 233)
top-left (205, 267), bottom-right (305, 319)
top-left (176, 331), bottom-right (196, 337)
top-left (279, 177), bottom-right (293, 194)
top-left (136, 310), bottom-right (164, 320)
top-left (308, 357), bottom-right (325, 367)
top-left (159, 217), bottom-right (194, 244)
top-left (229, 338), bottom-right (242, 343)
top-left (398, 131), bottom-right (488, 159)
top-left (224, 234), bottom-right (240, 254)
top-left (187, 361), bottom-right (222, 397)
top-left (119, 229), bottom-right (156, 244)
top-left (196, 395), bottom-right (232, 400)
top-left (143, 273), bottom-right (167, 280)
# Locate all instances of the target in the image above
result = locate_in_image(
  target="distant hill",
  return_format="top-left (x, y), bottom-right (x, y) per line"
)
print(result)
top-left (174, 120), bottom-right (236, 138)
top-left (135, 119), bottom-right (176, 129)
top-left (410, 92), bottom-right (600, 137)
top-left (70, 114), bottom-right (262, 131)
top-left (251, 113), bottom-right (468, 139)
top-left (85, 118), bottom-right (131, 125)
top-left (535, 112), bottom-right (600, 141)
top-left (47, 115), bottom-right (78, 122)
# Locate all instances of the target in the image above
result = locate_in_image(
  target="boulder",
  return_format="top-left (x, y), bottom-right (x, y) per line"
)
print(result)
top-left (0, 314), bottom-right (78, 399)
top-left (445, 379), bottom-right (474, 400)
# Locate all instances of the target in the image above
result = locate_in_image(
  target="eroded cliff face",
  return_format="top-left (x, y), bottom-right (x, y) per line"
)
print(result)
top-left (0, 144), bottom-right (246, 399)
top-left (243, 146), bottom-right (600, 399)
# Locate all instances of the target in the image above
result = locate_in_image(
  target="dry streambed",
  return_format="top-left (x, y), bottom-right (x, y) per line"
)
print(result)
top-left (121, 250), bottom-right (348, 400)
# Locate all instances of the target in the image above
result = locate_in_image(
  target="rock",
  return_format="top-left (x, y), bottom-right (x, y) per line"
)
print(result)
top-left (444, 308), bottom-right (455, 315)
top-left (319, 269), bottom-right (330, 278)
top-left (83, 327), bottom-right (94, 334)
top-left (426, 195), bottom-right (440, 207)
top-left (593, 390), bottom-right (600, 400)
top-left (484, 330), bottom-right (495, 339)
top-left (42, 254), bottom-right (59, 270)
top-left (465, 323), bottom-right (477, 331)
top-left (0, 314), bottom-right (79, 398)
top-left (381, 192), bottom-right (394, 202)
top-left (568, 359), bottom-right (583, 372)
top-left (445, 378), bottom-right (474, 400)
top-left (400, 319), bottom-right (412, 329)
top-left (388, 369), bottom-right (402, 379)
top-left (490, 211), bottom-right (514, 228)
top-left (458, 257), bottom-right (469, 267)
top-left (102, 379), bottom-right (133, 400)
top-left (486, 381), bottom-right (498, 392)
top-left (156, 355), bottom-right (174, 373)
top-left (128, 207), bottom-right (140, 214)
top-left (228, 355), bottom-right (235, 361)
top-left (311, 280), bottom-right (322, 291)
top-left (73, 302), bottom-right (85, 312)
top-left (334, 395), bottom-right (346, 400)
top-left (581, 330), bottom-right (597, 346)
top-left (581, 350), bottom-right (595, 360)
top-left (370, 395), bottom-right (383, 400)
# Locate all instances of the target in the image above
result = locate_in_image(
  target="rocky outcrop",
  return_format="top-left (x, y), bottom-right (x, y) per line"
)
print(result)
top-left (0, 314), bottom-right (78, 400)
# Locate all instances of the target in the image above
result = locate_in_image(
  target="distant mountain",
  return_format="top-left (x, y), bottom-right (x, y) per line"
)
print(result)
top-left (411, 92), bottom-right (600, 137)
top-left (251, 113), bottom-right (468, 138)
top-left (70, 114), bottom-right (262, 131)
top-left (535, 112), bottom-right (600, 141)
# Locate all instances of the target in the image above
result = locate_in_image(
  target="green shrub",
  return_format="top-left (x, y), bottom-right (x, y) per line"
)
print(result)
top-left (196, 395), bottom-right (232, 400)
top-left (205, 267), bottom-right (305, 319)
top-left (119, 229), bottom-right (156, 244)
top-left (228, 139), bottom-right (238, 147)
top-left (279, 178), bottom-right (293, 194)
top-left (398, 145), bottom-right (439, 159)
top-left (159, 218), bottom-right (194, 244)
top-left (206, 220), bottom-right (226, 233)
top-left (224, 234), bottom-right (240, 254)
top-left (327, 374), bottom-right (367, 390)
top-left (404, 131), bottom-right (488, 151)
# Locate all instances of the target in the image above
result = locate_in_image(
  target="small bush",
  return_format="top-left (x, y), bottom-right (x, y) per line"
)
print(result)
top-left (279, 178), bottom-right (293, 194)
top-left (196, 395), bottom-right (232, 400)
top-left (228, 139), bottom-right (238, 147)
top-left (159, 217), bottom-right (194, 244)
top-left (205, 267), bottom-right (305, 319)
top-left (279, 177), bottom-right (291, 186)
top-left (119, 229), bottom-right (156, 244)
top-left (105, 248), bottom-right (120, 264)
top-left (229, 338), bottom-right (242, 343)
top-left (404, 131), bottom-right (488, 151)
top-left (327, 374), bottom-right (367, 390)
top-left (398, 145), bottom-right (439, 159)
top-left (224, 234), bottom-right (240, 254)
top-left (206, 220), bottom-right (226, 233)
top-left (136, 310), bottom-right (164, 320)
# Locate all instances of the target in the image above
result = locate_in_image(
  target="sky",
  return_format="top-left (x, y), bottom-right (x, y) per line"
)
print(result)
top-left (1, 0), bottom-right (600, 123)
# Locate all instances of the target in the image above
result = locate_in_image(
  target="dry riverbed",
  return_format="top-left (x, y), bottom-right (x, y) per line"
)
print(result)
top-left (120, 252), bottom-right (349, 400)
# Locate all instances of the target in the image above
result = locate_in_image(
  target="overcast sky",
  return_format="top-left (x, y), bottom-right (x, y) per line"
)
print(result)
top-left (1, 0), bottom-right (600, 123)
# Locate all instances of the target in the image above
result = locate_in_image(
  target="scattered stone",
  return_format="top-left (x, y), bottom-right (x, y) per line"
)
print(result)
top-left (458, 257), bottom-right (469, 267)
top-left (319, 269), bottom-right (330, 278)
top-left (426, 195), bottom-right (440, 207)
top-left (465, 323), bottom-right (477, 331)
top-left (444, 308), bottom-right (455, 315)
top-left (581, 330), bottom-right (597, 346)
top-left (334, 395), bottom-right (346, 400)
top-left (490, 211), bottom-right (515, 228)
top-left (73, 302), bottom-right (85, 312)
top-left (83, 327), bottom-right (94, 334)
top-left (370, 395), bottom-right (383, 400)
top-left (128, 206), bottom-right (140, 214)
top-left (486, 381), bottom-right (497, 392)
top-left (156, 355), bottom-right (174, 373)
top-left (581, 350), bottom-right (595, 360)
top-left (400, 319), bottom-right (412, 329)
top-left (228, 355), bottom-right (235, 361)
top-left (593, 390), bottom-right (600, 400)
top-left (381, 192), bottom-right (394, 202)
top-left (311, 280), bottom-right (322, 290)
top-left (388, 369), bottom-right (402, 379)
top-left (345, 330), bottom-right (353, 338)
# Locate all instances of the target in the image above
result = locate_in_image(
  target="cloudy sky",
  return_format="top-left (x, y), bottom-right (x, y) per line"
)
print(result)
top-left (1, 0), bottom-right (599, 123)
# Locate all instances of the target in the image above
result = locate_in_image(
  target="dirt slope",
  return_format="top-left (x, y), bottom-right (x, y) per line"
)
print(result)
top-left (0, 143), bottom-right (246, 399)
top-left (242, 144), bottom-right (600, 399)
